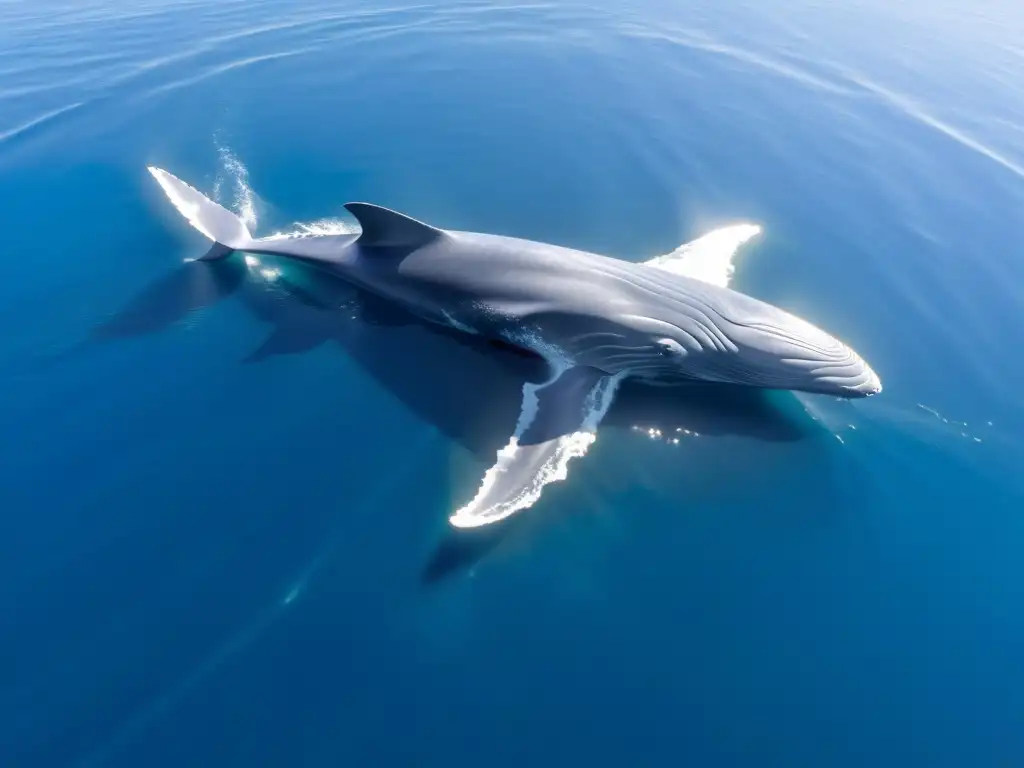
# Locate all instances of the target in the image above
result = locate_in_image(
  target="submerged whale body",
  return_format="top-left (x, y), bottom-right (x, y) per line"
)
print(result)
top-left (148, 166), bottom-right (881, 528)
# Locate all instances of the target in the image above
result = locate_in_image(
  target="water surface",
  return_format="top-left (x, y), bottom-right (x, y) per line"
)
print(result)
top-left (2, 1), bottom-right (1023, 766)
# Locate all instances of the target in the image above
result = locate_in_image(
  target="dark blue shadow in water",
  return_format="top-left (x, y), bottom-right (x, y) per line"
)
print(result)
top-left (86, 256), bottom-right (826, 584)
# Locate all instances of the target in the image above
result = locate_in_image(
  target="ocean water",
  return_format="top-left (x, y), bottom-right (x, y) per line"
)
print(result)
top-left (3, 1), bottom-right (1024, 765)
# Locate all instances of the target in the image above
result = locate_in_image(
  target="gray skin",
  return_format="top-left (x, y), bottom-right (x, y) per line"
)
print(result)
top-left (149, 166), bottom-right (881, 528)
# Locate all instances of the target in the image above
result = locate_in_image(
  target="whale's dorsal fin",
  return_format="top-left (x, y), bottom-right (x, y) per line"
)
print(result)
top-left (344, 202), bottom-right (443, 248)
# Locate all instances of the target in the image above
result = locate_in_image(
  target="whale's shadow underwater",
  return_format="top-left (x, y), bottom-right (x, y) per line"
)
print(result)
top-left (93, 254), bottom-right (835, 583)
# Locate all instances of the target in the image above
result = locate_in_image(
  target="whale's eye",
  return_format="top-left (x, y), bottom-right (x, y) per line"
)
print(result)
top-left (656, 338), bottom-right (686, 358)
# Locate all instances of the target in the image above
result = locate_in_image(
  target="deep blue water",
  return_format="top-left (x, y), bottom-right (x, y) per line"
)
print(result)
top-left (3, 1), bottom-right (1024, 765)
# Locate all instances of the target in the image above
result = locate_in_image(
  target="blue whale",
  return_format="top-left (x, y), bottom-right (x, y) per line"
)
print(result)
top-left (149, 166), bottom-right (880, 528)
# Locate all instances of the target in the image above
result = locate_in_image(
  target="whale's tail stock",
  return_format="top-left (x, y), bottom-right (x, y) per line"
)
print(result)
top-left (147, 166), bottom-right (255, 261)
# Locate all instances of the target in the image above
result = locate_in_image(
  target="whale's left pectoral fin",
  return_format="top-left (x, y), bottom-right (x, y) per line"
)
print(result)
top-left (644, 223), bottom-right (761, 288)
top-left (449, 365), bottom-right (624, 529)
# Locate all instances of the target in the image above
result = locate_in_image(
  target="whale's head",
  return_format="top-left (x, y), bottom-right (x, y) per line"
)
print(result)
top-left (618, 287), bottom-right (881, 398)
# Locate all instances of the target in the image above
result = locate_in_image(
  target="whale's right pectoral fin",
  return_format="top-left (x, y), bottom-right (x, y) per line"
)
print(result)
top-left (449, 365), bottom-right (624, 529)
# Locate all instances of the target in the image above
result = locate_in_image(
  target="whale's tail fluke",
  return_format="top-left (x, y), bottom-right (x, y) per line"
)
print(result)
top-left (148, 166), bottom-right (254, 261)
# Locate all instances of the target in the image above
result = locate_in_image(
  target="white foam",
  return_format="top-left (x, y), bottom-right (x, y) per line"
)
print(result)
top-left (441, 310), bottom-right (477, 335)
top-left (296, 218), bottom-right (357, 236)
top-left (261, 218), bottom-right (358, 241)
top-left (506, 328), bottom-right (573, 366)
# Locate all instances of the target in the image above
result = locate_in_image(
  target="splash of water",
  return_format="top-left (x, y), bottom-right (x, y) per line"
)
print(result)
top-left (213, 144), bottom-right (259, 229)
top-left (213, 144), bottom-right (356, 239)
top-left (210, 145), bottom-right (356, 285)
